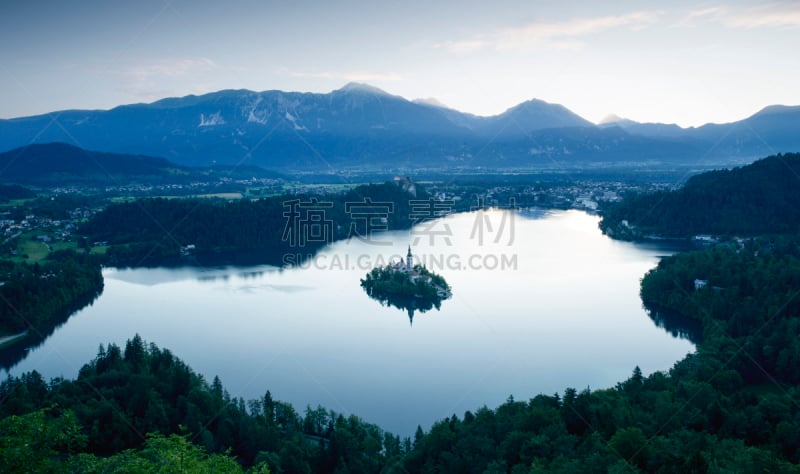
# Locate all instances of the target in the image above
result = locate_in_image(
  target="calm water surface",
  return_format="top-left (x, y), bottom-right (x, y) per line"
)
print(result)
top-left (8, 210), bottom-right (693, 436)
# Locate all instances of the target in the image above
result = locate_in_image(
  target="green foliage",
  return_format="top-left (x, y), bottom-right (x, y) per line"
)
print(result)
top-left (362, 266), bottom-right (414, 298)
top-left (402, 238), bottom-right (800, 473)
top-left (71, 433), bottom-right (251, 473)
top-left (641, 236), bottom-right (800, 384)
top-left (0, 410), bottom-right (267, 473)
top-left (0, 336), bottom-right (407, 473)
top-left (6, 170), bottom-right (800, 472)
top-left (0, 409), bottom-right (85, 473)
top-left (600, 153), bottom-right (800, 238)
top-left (82, 182), bottom-right (428, 266)
top-left (5, 263), bottom-right (800, 474)
top-left (0, 250), bottom-right (103, 335)
top-left (360, 263), bottom-right (451, 319)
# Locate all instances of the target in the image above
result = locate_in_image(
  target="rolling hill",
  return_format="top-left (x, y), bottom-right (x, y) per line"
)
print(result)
top-left (0, 142), bottom-right (279, 186)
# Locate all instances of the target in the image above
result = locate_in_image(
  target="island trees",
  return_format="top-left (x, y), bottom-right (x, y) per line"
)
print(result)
top-left (360, 258), bottom-right (451, 323)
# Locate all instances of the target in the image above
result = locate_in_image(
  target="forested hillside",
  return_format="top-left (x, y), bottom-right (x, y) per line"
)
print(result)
top-left (2, 236), bottom-right (800, 472)
top-left (82, 181), bottom-right (427, 266)
top-left (0, 335), bottom-right (403, 472)
top-left (600, 153), bottom-right (800, 239)
top-left (0, 251), bottom-right (104, 371)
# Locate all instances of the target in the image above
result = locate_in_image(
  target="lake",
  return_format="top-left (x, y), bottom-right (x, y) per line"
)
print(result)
top-left (6, 209), bottom-right (694, 436)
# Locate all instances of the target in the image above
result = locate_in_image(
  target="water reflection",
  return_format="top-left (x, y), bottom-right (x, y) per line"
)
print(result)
top-left (0, 289), bottom-right (103, 370)
top-left (516, 208), bottom-right (554, 220)
top-left (645, 305), bottom-right (704, 344)
top-left (6, 210), bottom-right (695, 436)
top-left (363, 289), bottom-right (442, 325)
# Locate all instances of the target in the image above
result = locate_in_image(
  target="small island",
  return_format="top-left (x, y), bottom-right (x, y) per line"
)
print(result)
top-left (360, 246), bottom-right (451, 323)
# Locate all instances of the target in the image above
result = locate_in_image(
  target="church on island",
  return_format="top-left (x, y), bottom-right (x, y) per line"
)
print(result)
top-left (390, 246), bottom-right (451, 299)
top-left (392, 245), bottom-right (416, 273)
top-left (360, 245), bottom-right (452, 324)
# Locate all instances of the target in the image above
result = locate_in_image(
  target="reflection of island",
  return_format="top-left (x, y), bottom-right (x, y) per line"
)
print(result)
top-left (360, 246), bottom-right (452, 324)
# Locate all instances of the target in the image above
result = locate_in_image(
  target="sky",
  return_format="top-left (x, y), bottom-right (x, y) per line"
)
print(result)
top-left (0, 0), bottom-right (798, 127)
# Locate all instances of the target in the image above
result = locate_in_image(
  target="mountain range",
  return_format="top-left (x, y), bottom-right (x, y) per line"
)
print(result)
top-left (1, 83), bottom-right (798, 172)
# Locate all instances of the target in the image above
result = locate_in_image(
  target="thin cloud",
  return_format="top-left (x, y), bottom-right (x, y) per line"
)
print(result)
top-left (113, 58), bottom-right (218, 103)
top-left (679, 3), bottom-right (800, 29)
top-left (437, 11), bottom-right (662, 54)
top-left (127, 58), bottom-right (217, 81)
top-left (436, 40), bottom-right (487, 55)
top-left (676, 6), bottom-right (726, 26)
top-left (688, 6), bottom-right (725, 19)
top-left (290, 70), bottom-right (403, 82)
top-left (726, 2), bottom-right (800, 28)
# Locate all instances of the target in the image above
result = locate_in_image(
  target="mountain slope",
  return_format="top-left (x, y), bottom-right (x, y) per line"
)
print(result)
top-left (481, 99), bottom-right (594, 137)
top-left (0, 142), bottom-right (287, 187)
top-left (598, 115), bottom-right (686, 138)
top-left (0, 85), bottom-right (478, 170)
top-left (690, 105), bottom-right (800, 157)
top-left (0, 142), bottom-right (192, 185)
top-left (606, 105), bottom-right (800, 149)
top-left (0, 85), bottom-right (798, 171)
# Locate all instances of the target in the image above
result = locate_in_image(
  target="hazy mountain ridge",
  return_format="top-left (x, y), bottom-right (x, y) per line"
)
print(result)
top-left (0, 142), bottom-right (280, 186)
top-left (1, 83), bottom-right (798, 171)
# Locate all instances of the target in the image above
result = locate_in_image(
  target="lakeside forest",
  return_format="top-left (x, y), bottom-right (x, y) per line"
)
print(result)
top-left (600, 153), bottom-right (800, 239)
top-left (1, 152), bottom-right (800, 471)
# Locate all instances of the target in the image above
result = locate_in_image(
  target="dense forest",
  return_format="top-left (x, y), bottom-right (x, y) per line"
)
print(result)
top-left (82, 181), bottom-right (428, 266)
top-left (0, 335), bottom-right (407, 473)
top-left (0, 251), bottom-right (104, 370)
top-left (600, 153), bottom-right (800, 239)
top-left (402, 236), bottom-right (800, 472)
top-left (3, 235), bottom-right (800, 472)
top-left (0, 251), bottom-right (103, 336)
top-left (0, 192), bottom-right (108, 367)
top-left (640, 235), bottom-right (800, 385)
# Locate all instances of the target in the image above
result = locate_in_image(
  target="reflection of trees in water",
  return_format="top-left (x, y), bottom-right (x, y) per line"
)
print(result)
top-left (363, 289), bottom-right (442, 326)
top-left (645, 304), bottom-right (703, 344)
top-left (192, 247), bottom-right (321, 268)
top-left (0, 289), bottom-right (103, 371)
